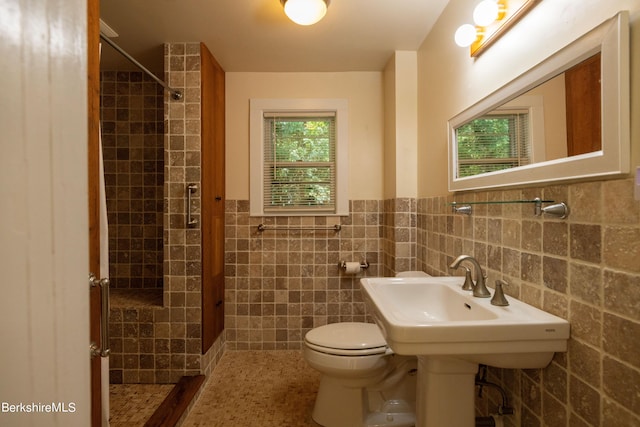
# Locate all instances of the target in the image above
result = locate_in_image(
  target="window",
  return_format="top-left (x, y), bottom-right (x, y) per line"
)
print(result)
top-left (456, 109), bottom-right (531, 178)
top-left (250, 99), bottom-right (349, 216)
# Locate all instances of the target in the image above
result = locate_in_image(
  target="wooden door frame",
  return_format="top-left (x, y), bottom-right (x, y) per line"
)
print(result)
top-left (87, 0), bottom-right (102, 424)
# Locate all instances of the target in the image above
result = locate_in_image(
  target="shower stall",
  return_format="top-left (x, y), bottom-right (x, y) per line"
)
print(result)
top-left (99, 39), bottom-right (226, 388)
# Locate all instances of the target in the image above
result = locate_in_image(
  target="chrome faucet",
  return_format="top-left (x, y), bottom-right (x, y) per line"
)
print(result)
top-left (449, 255), bottom-right (491, 298)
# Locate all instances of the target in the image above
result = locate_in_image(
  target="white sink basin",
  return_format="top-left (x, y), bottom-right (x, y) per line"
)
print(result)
top-left (360, 276), bottom-right (570, 369)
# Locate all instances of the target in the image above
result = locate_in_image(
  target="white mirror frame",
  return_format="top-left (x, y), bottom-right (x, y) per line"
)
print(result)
top-left (448, 11), bottom-right (630, 192)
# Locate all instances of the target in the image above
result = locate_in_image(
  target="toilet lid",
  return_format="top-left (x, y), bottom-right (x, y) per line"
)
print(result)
top-left (305, 322), bottom-right (387, 352)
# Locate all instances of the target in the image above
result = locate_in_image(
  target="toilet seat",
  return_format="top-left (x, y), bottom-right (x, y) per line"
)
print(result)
top-left (305, 322), bottom-right (388, 356)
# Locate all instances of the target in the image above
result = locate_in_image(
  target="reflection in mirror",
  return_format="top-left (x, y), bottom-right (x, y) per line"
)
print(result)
top-left (456, 105), bottom-right (533, 177)
top-left (454, 53), bottom-right (601, 179)
top-left (565, 53), bottom-right (602, 156)
top-left (448, 12), bottom-right (629, 192)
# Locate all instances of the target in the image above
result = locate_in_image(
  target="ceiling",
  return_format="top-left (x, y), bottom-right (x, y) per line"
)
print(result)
top-left (99, 0), bottom-right (450, 74)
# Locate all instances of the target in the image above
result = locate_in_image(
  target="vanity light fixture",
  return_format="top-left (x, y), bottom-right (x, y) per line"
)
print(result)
top-left (454, 24), bottom-right (481, 48)
top-left (280, 0), bottom-right (330, 26)
top-left (455, 0), bottom-right (540, 57)
top-left (455, 0), bottom-right (507, 49)
top-left (473, 0), bottom-right (506, 27)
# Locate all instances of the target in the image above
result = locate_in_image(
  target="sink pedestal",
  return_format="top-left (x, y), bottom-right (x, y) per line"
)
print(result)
top-left (416, 356), bottom-right (478, 427)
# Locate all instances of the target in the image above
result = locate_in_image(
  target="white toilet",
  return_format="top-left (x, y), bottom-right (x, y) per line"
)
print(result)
top-left (303, 271), bottom-right (429, 427)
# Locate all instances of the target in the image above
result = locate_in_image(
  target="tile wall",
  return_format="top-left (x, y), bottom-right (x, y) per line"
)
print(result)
top-left (381, 198), bottom-right (417, 276)
top-left (224, 200), bottom-right (385, 349)
top-left (416, 178), bottom-right (640, 426)
top-left (100, 71), bottom-right (164, 289)
top-left (223, 178), bottom-right (639, 425)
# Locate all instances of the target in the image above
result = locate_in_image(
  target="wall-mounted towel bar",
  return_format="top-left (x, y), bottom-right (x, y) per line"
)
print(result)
top-left (257, 223), bottom-right (342, 232)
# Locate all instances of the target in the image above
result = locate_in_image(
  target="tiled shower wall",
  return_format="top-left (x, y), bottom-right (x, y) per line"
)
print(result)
top-left (100, 71), bottom-right (164, 289)
top-left (416, 178), bottom-right (640, 426)
top-left (107, 43), bottom-right (224, 384)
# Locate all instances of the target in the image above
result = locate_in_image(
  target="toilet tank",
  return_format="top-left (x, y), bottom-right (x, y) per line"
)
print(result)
top-left (395, 271), bottom-right (430, 278)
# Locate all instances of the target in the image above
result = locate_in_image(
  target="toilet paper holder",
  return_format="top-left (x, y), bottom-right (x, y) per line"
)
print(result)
top-left (338, 260), bottom-right (370, 271)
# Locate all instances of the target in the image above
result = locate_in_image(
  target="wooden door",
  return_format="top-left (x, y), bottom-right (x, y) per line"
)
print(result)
top-left (201, 43), bottom-right (226, 353)
top-left (565, 52), bottom-right (601, 156)
top-left (87, 0), bottom-right (103, 424)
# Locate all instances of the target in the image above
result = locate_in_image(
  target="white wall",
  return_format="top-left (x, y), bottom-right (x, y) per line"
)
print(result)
top-left (418, 0), bottom-right (640, 197)
top-left (0, 1), bottom-right (91, 426)
top-left (384, 51), bottom-right (419, 199)
top-left (226, 72), bottom-right (385, 201)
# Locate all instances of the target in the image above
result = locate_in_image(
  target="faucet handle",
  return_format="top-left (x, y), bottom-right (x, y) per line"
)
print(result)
top-left (473, 275), bottom-right (491, 298)
top-left (491, 280), bottom-right (509, 306)
top-left (461, 267), bottom-right (474, 291)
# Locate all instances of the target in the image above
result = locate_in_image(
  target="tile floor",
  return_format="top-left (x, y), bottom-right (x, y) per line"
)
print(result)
top-left (109, 383), bottom-right (174, 426)
top-left (109, 350), bottom-right (322, 427)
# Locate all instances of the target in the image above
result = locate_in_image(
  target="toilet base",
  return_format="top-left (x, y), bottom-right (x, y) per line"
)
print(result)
top-left (364, 398), bottom-right (415, 427)
top-left (365, 410), bottom-right (415, 427)
top-left (312, 375), bottom-right (366, 427)
top-left (312, 377), bottom-right (417, 427)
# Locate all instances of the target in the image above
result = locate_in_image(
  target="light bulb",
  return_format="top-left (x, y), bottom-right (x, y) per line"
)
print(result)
top-left (283, 0), bottom-right (328, 26)
top-left (473, 0), bottom-right (500, 27)
top-left (454, 24), bottom-right (479, 47)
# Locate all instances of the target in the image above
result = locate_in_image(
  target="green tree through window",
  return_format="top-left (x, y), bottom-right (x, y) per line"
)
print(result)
top-left (264, 116), bottom-right (336, 211)
top-left (456, 112), bottom-right (530, 177)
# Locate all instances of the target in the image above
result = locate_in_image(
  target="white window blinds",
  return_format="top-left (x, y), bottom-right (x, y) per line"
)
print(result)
top-left (263, 112), bottom-right (337, 213)
top-left (456, 110), bottom-right (531, 178)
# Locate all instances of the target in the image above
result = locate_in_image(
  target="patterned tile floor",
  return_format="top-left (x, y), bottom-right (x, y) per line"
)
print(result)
top-left (109, 383), bottom-right (174, 426)
top-left (109, 350), bottom-right (322, 427)
top-left (183, 350), bottom-right (321, 427)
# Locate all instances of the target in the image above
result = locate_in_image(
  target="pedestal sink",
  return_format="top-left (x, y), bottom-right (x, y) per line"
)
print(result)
top-left (360, 276), bottom-right (570, 427)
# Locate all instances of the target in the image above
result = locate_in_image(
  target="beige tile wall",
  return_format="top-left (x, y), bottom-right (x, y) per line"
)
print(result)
top-left (416, 178), bottom-right (640, 426)
top-left (223, 178), bottom-right (639, 424)
top-left (382, 198), bottom-right (417, 276)
top-left (224, 200), bottom-right (386, 350)
top-left (100, 71), bottom-right (164, 289)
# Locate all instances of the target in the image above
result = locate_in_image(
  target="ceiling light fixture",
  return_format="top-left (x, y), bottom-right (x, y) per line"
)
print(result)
top-left (280, 0), bottom-right (330, 26)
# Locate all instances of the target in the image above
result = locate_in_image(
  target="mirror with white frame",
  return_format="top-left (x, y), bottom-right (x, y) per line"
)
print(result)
top-left (448, 12), bottom-right (630, 192)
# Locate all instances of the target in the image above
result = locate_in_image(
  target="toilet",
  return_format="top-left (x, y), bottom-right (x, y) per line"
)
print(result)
top-left (303, 271), bottom-right (429, 427)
